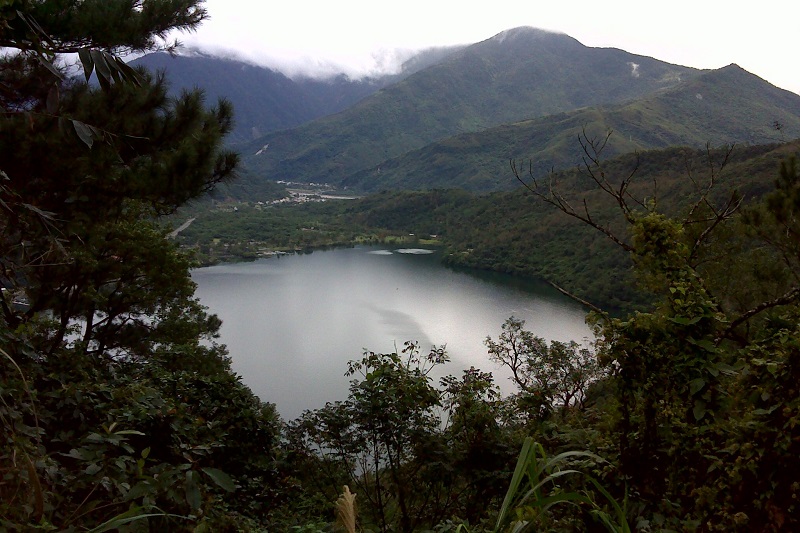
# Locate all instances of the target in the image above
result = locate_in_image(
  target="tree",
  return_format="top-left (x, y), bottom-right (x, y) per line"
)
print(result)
top-left (1, 71), bottom-right (237, 355)
top-left (0, 2), bottom-right (288, 530)
top-left (486, 317), bottom-right (602, 420)
top-left (288, 342), bottom-right (448, 533)
top-left (1, 0), bottom-right (237, 351)
top-left (439, 367), bottom-right (516, 525)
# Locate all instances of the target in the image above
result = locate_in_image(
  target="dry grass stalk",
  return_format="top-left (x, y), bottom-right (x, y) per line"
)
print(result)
top-left (336, 485), bottom-right (357, 533)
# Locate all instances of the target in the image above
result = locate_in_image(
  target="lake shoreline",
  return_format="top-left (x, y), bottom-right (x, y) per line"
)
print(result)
top-left (192, 245), bottom-right (592, 420)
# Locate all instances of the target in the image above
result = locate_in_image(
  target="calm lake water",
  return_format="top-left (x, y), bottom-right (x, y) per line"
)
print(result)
top-left (192, 246), bottom-right (592, 420)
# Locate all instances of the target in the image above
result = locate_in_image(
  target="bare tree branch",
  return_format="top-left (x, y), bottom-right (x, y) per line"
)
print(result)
top-left (547, 281), bottom-right (605, 315)
top-left (684, 144), bottom-right (736, 226)
top-left (689, 191), bottom-right (744, 264)
top-left (510, 138), bottom-right (636, 253)
top-left (723, 285), bottom-right (800, 339)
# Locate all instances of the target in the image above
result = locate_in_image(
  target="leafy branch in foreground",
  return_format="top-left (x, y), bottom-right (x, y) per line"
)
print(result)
top-left (494, 437), bottom-right (629, 533)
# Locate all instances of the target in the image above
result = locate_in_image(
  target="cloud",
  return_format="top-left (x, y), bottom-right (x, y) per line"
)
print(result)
top-left (178, 41), bottom-right (424, 80)
top-left (628, 62), bottom-right (640, 78)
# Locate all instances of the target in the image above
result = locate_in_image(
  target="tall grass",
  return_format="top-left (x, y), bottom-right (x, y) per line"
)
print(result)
top-left (493, 437), bottom-right (630, 533)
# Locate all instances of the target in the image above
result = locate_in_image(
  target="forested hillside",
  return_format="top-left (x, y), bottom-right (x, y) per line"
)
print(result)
top-left (344, 65), bottom-right (800, 191)
top-left (132, 44), bottom-right (465, 146)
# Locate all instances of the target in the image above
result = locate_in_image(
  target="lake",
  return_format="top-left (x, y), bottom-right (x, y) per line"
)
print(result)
top-left (191, 246), bottom-right (592, 420)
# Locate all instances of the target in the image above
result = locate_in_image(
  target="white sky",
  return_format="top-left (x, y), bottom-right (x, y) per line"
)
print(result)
top-left (178, 0), bottom-right (799, 95)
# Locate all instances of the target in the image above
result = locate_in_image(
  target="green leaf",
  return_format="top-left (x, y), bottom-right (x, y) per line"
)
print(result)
top-left (90, 49), bottom-right (112, 91)
top-left (689, 378), bottom-right (705, 396)
top-left (689, 338), bottom-right (716, 352)
top-left (16, 9), bottom-right (54, 46)
top-left (495, 437), bottom-right (536, 531)
top-left (185, 470), bottom-right (201, 510)
top-left (67, 448), bottom-right (93, 461)
top-left (753, 405), bottom-right (779, 416)
top-left (21, 203), bottom-right (56, 219)
top-left (201, 467), bottom-right (236, 492)
top-left (693, 400), bottom-right (707, 421)
top-left (72, 120), bottom-right (94, 148)
top-left (37, 55), bottom-right (64, 80)
top-left (669, 316), bottom-right (701, 326)
top-left (714, 362), bottom-right (738, 376)
top-left (114, 430), bottom-right (146, 436)
top-left (87, 507), bottom-right (187, 533)
top-left (78, 48), bottom-right (94, 81)
top-left (113, 55), bottom-right (142, 86)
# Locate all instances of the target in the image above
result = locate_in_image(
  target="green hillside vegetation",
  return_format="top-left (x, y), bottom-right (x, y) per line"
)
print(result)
top-left (4, 3), bottom-right (800, 531)
top-left (238, 27), bottom-right (695, 189)
top-left (133, 44), bottom-right (467, 147)
top-left (174, 201), bottom-right (365, 263)
top-left (344, 65), bottom-right (800, 191)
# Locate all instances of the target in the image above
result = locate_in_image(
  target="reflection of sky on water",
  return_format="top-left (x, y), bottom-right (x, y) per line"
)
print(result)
top-left (192, 246), bottom-right (591, 420)
top-left (394, 248), bottom-right (436, 255)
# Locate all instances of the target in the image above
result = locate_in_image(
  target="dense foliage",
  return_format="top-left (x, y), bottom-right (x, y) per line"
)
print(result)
top-left (1, 1), bottom-right (284, 529)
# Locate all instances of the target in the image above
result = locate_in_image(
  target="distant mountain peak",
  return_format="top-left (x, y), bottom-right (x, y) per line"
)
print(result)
top-left (490, 26), bottom-right (566, 42)
top-left (693, 62), bottom-right (774, 88)
top-left (469, 25), bottom-right (584, 56)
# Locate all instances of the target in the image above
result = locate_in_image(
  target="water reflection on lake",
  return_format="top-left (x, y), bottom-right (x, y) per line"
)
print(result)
top-left (192, 246), bottom-right (592, 420)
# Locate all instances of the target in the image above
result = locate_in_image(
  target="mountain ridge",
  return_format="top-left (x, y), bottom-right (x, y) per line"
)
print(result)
top-left (239, 27), bottom-right (698, 190)
top-left (341, 63), bottom-right (800, 191)
top-left (139, 27), bottom-right (800, 197)
top-left (131, 50), bottom-right (446, 144)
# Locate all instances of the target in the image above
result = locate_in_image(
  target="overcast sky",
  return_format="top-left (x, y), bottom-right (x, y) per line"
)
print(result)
top-left (177, 0), bottom-right (798, 95)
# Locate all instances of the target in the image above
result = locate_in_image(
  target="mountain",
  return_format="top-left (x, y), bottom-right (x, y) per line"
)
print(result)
top-left (239, 27), bottom-right (697, 188)
top-left (343, 64), bottom-right (800, 191)
top-left (131, 49), bottom-right (461, 144)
